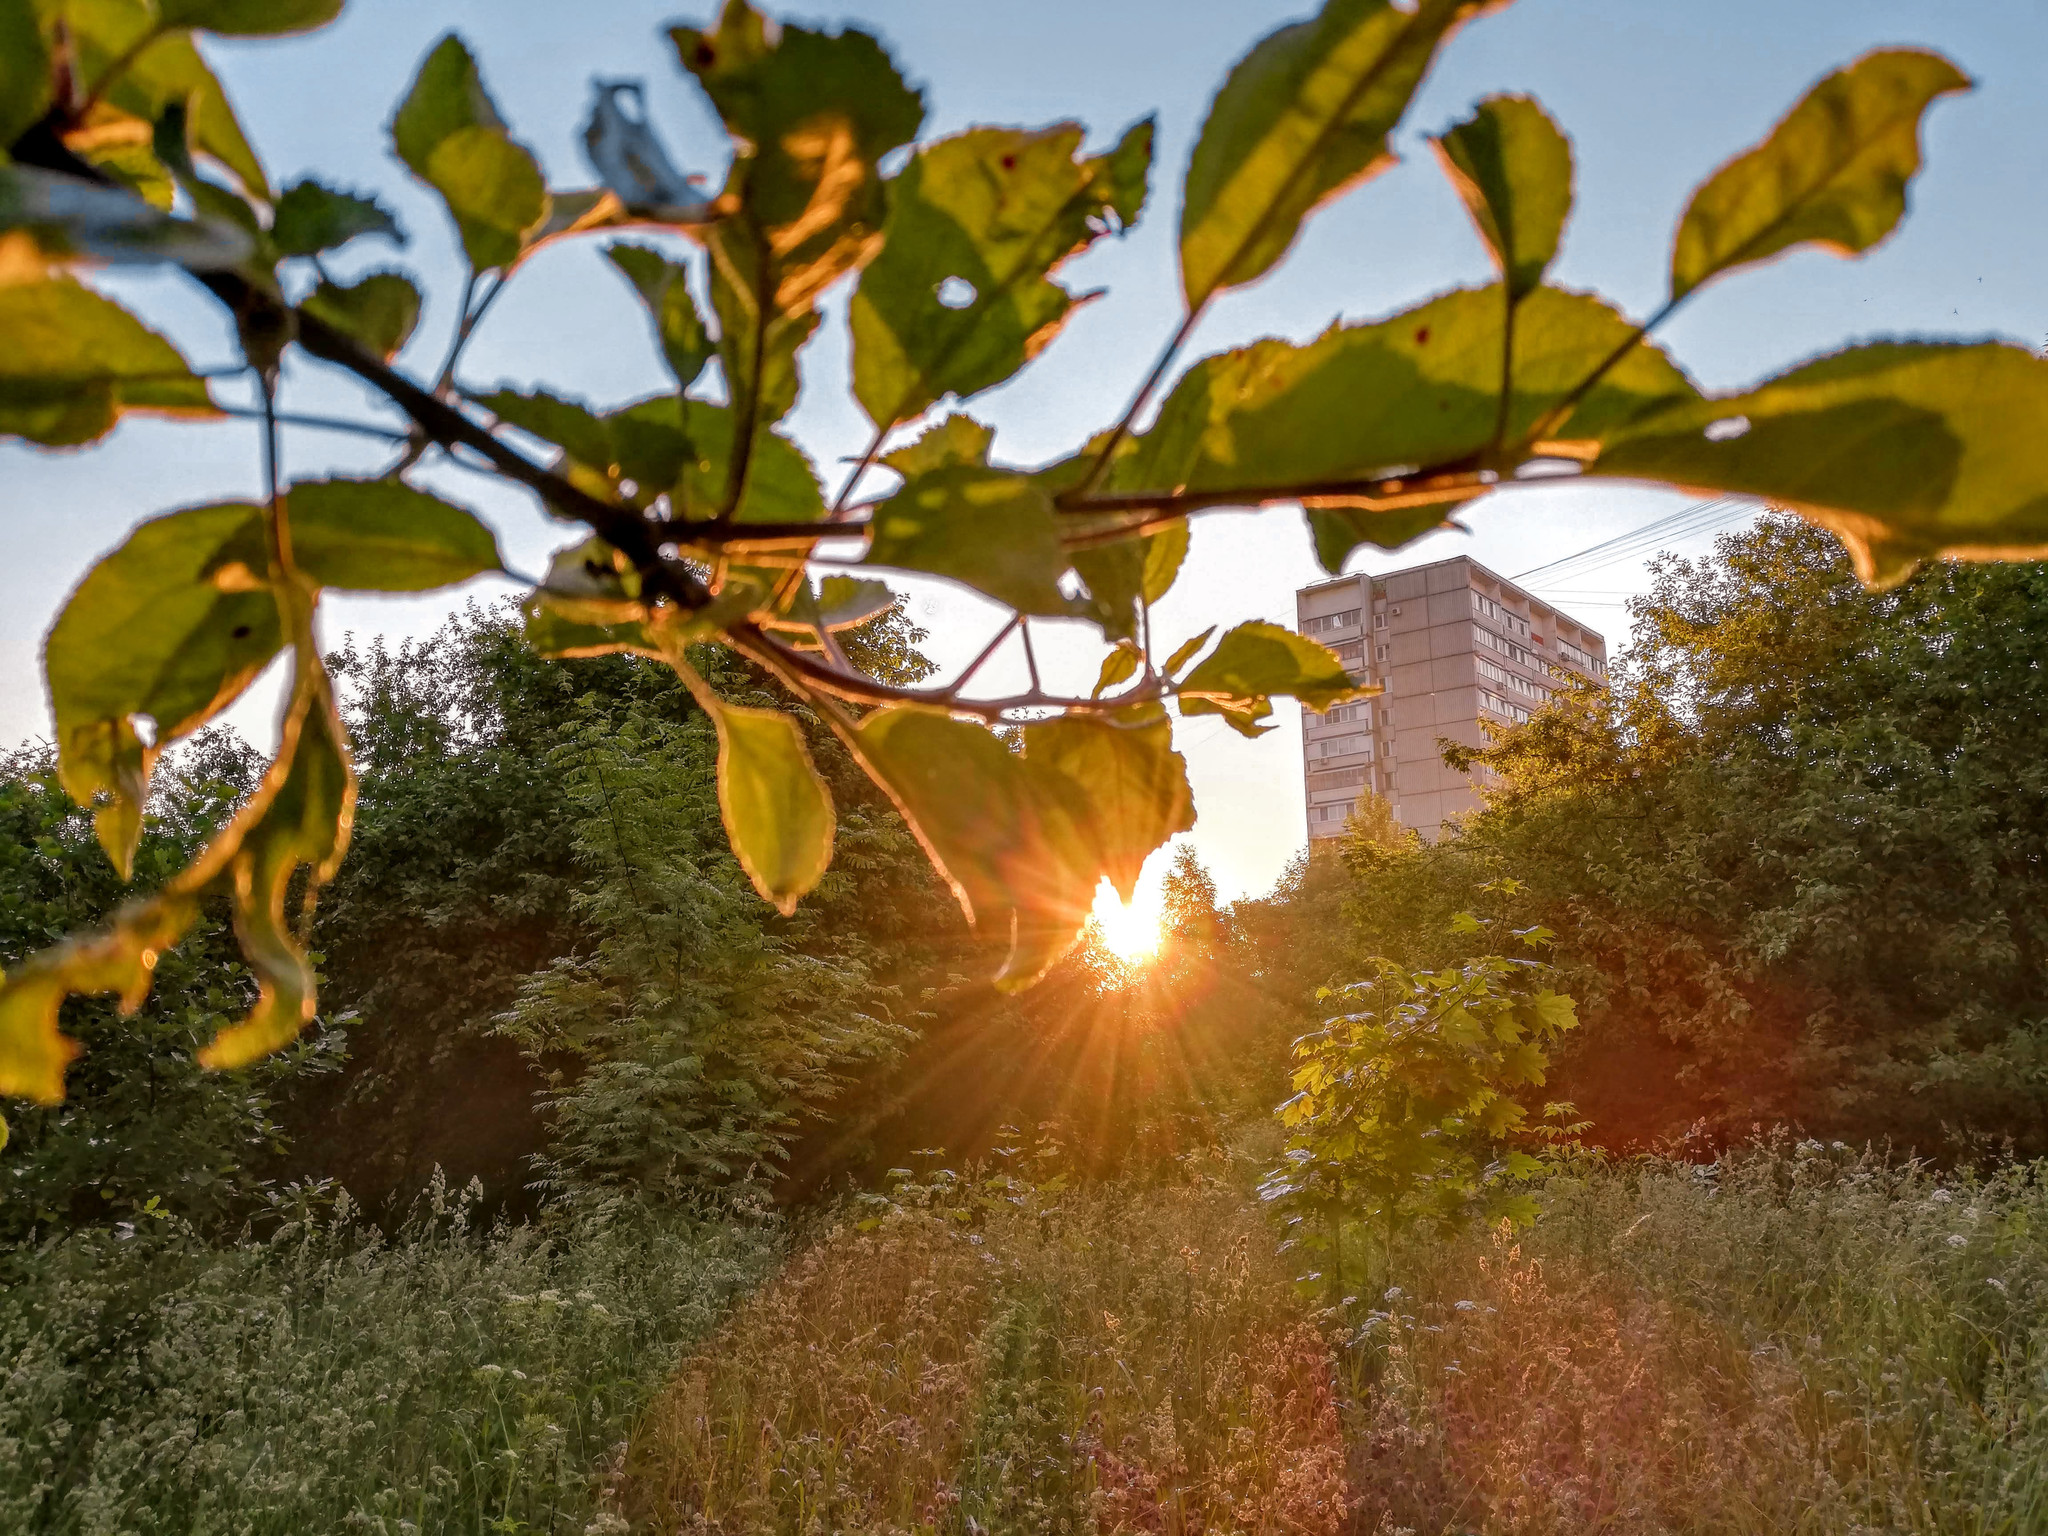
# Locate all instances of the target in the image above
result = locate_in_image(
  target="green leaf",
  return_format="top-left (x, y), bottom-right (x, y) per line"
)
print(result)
top-left (853, 706), bottom-right (1098, 990)
top-left (1670, 49), bottom-right (1970, 302)
top-left (851, 120), bottom-right (1147, 431)
top-left (882, 412), bottom-right (994, 477)
top-left (762, 574), bottom-right (896, 639)
top-left (288, 479), bottom-right (504, 591)
top-left (667, 401), bottom-right (826, 525)
top-left (68, 13), bottom-right (269, 196)
top-left (675, 1), bottom-right (923, 441)
top-left (1179, 0), bottom-right (1499, 306)
top-left (1305, 501), bottom-right (1460, 576)
top-left (1432, 94), bottom-right (1572, 300)
top-left (270, 179), bottom-right (403, 258)
top-left (1525, 989), bottom-right (1578, 1035)
top-left (703, 695), bottom-right (836, 916)
top-left (0, 276), bottom-right (216, 446)
top-left (0, 0), bottom-right (50, 149)
top-left (427, 125), bottom-right (547, 271)
top-left (1163, 627), bottom-right (1215, 677)
top-left (0, 895), bottom-right (198, 1104)
top-left (520, 590), bottom-right (658, 660)
top-left (1093, 115), bottom-right (1156, 228)
top-left (46, 503), bottom-right (284, 873)
top-left (156, 0), bottom-right (342, 34)
top-left (478, 387), bottom-right (616, 476)
top-left (606, 243), bottom-right (714, 390)
top-left (1070, 519), bottom-right (1189, 642)
top-left (1024, 713), bottom-right (1194, 901)
top-left (1592, 341), bottom-right (2048, 587)
top-left (864, 465), bottom-right (1075, 617)
top-left (1092, 640), bottom-right (1142, 699)
top-left (1178, 620), bottom-right (1368, 736)
top-left (390, 34), bottom-right (546, 270)
top-left (299, 272), bottom-right (421, 361)
top-left (199, 693), bottom-right (354, 1070)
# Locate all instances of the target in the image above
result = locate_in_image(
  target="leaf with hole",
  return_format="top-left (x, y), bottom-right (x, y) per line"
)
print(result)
top-left (1592, 340), bottom-right (2048, 587)
top-left (1433, 94), bottom-right (1572, 301)
top-left (852, 120), bottom-right (1149, 430)
top-left (1179, 0), bottom-right (1501, 306)
top-left (1670, 49), bottom-right (1969, 302)
top-left (300, 273), bottom-right (421, 360)
top-left (0, 277), bottom-right (217, 446)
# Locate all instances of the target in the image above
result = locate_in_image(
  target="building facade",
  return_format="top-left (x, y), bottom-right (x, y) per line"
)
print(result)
top-left (1296, 556), bottom-right (1607, 843)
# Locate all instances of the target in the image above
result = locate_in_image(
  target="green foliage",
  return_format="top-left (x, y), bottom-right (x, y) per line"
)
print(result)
top-left (0, 0), bottom-right (2035, 1128)
top-left (1350, 516), bottom-right (2048, 1152)
top-left (1263, 899), bottom-right (1582, 1265)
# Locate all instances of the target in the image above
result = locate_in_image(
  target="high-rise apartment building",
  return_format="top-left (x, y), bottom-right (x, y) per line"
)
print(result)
top-left (1296, 555), bottom-right (1607, 843)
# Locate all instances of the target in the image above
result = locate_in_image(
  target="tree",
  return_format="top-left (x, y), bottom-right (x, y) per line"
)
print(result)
top-left (5, 0), bottom-right (2044, 1132)
top-left (1348, 516), bottom-right (2048, 1151)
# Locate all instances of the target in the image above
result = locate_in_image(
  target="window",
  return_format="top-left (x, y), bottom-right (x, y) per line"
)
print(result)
top-left (1474, 624), bottom-right (1538, 669)
top-left (1479, 689), bottom-right (1532, 724)
top-left (1379, 706), bottom-right (1393, 727)
top-left (1472, 591), bottom-right (1531, 637)
top-left (1375, 643), bottom-right (1389, 662)
top-left (1478, 657), bottom-right (1550, 701)
top-left (1312, 733), bottom-right (1370, 760)
top-left (1311, 801), bottom-right (1357, 824)
top-left (1380, 768), bottom-right (1396, 791)
top-left (1373, 612), bottom-right (1387, 630)
top-left (1314, 701), bottom-right (1372, 724)
top-left (1302, 608), bottom-right (1360, 635)
top-left (1558, 636), bottom-right (1599, 673)
top-left (1308, 767), bottom-right (1368, 791)
top-left (1331, 639), bottom-right (1363, 663)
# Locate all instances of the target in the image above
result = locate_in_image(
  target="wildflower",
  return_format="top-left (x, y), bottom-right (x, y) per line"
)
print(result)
top-left (1931, 1189), bottom-right (1953, 1204)
top-left (1987, 1277), bottom-right (2009, 1293)
top-left (1383, 1285), bottom-right (1404, 1301)
top-left (1948, 1235), bottom-right (1969, 1248)
top-left (1453, 1300), bottom-right (1477, 1312)
top-left (475, 1365), bottom-right (504, 1380)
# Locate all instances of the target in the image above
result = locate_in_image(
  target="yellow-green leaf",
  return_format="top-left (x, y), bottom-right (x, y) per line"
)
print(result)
top-left (1592, 340), bottom-right (2048, 587)
top-left (0, 0), bottom-right (50, 148)
top-left (1025, 713), bottom-right (1194, 902)
top-left (704, 697), bottom-right (836, 915)
top-left (1178, 620), bottom-right (1369, 736)
top-left (1179, 0), bottom-right (1500, 306)
top-left (200, 694), bottom-right (354, 1069)
top-left (47, 502), bottom-right (285, 871)
top-left (1070, 518), bottom-right (1189, 643)
top-left (864, 465), bottom-right (1075, 617)
top-left (69, 13), bottom-right (269, 196)
top-left (1433, 94), bottom-right (1572, 301)
top-left (0, 276), bottom-right (216, 446)
top-left (607, 243), bottom-right (714, 390)
top-left (851, 121), bottom-right (1147, 431)
top-left (288, 479), bottom-right (504, 591)
top-left (852, 706), bottom-right (1098, 990)
top-left (521, 590), bottom-right (659, 660)
top-left (299, 272), bottom-right (420, 361)
top-left (270, 179), bottom-right (402, 258)
top-left (1670, 49), bottom-right (1970, 302)
top-left (427, 125), bottom-right (547, 272)
top-left (156, 0), bottom-right (341, 35)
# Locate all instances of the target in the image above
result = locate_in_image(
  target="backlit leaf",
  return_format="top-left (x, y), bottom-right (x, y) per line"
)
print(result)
top-left (46, 502), bottom-right (283, 873)
top-left (851, 120), bottom-right (1148, 430)
top-left (666, 401), bottom-right (826, 525)
top-left (1093, 641), bottom-right (1141, 698)
top-left (1025, 713), bottom-right (1194, 901)
top-left (0, 276), bottom-right (216, 446)
top-left (675, 1), bottom-right (923, 439)
top-left (299, 272), bottom-right (421, 360)
top-left (1432, 94), bottom-right (1571, 300)
top-left (1670, 50), bottom-right (1969, 302)
top-left (1070, 518), bottom-right (1189, 642)
top-left (200, 692), bottom-right (355, 1069)
top-left (478, 387), bottom-right (616, 477)
top-left (288, 479), bottom-right (504, 591)
top-left (704, 695), bottom-right (836, 915)
top-left (521, 590), bottom-right (659, 660)
top-left (864, 465), bottom-right (1075, 617)
top-left (1592, 340), bottom-right (2048, 587)
top-left (1178, 620), bottom-right (1368, 736)
top-left (390, 35), bottom-right (546, 270)
top-left (607, 243), bottom-right (714, 390)
top-left (269, 179), bottom-right (402, 257)
top-left (882, 412), bottom-right (994, 477)
top-left (156, 0), bottom-right (341, 35)
top-left (0, 0), bottom-right (50, 149)
top-left (68, 13), bottom-right (269, 195)
top-left (1180, 0), bottom-right (1500, 306)
top-left (853, 706), bottom-right (1098, 990)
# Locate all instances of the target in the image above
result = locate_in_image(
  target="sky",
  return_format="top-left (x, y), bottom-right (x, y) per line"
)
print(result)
top-left (3, 0), bottom-right (2044, 905)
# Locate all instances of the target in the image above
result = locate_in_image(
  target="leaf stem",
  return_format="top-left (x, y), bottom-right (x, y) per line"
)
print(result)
top-left (216, 405), bottom-right (412, 442)
top-left (1074, 301), bottom-right (1208, 498)
top-left (1518, 293), bottom-right (1683, 449)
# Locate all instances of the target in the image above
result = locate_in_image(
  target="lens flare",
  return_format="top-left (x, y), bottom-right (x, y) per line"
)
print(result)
top-left (1090, 879), bottom-right (1163, 964)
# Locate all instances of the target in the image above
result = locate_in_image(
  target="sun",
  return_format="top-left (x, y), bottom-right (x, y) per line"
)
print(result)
top-left (1090, 879), bottom-right (1164, 965)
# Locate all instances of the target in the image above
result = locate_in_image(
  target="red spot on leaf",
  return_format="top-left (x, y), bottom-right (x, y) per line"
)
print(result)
top-left (693, 42), bottom-right (716, 67)
top-left (1001, 154), bottom-right (1017, 171)
top-left (1414, 326), bottom-right (1431, 345)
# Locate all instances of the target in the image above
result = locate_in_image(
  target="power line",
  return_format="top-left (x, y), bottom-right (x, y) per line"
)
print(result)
top-left (1512, 496), bottom-right (1754, 587)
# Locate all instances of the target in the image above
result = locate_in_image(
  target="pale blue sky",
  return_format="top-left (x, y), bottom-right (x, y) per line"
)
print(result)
top-left (4, 0), bottom-right (2042, 900)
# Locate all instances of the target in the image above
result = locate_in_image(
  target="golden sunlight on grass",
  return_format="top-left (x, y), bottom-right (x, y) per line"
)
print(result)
top-left (1090, 878), bottom-right (1164, 965)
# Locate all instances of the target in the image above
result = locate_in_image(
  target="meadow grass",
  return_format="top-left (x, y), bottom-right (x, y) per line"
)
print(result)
top-left (0, 1179), bottom-right (779, 1536)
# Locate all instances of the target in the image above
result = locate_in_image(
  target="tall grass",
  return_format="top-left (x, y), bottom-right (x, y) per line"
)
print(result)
top-left (1349, 1142), bottom-right (2048, 1535)
top-left (623, 1154), bottom-right (1354, 1535)
top-left (0, 1179), bottom-right (779, 1535)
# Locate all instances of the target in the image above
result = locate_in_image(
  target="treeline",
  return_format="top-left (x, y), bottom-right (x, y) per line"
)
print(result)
top-left (0, 607), bottom-right (1308, 1240)
top-left (1339, 516), bottom-right (2048, 1155)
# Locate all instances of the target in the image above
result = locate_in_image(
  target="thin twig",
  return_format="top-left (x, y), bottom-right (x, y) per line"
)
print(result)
top-left (216, 405), bottom-right (411, 442)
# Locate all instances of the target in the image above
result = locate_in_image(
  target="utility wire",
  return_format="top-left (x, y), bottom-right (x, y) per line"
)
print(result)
top-left (1512, 496), bottom-right (1754, 587)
